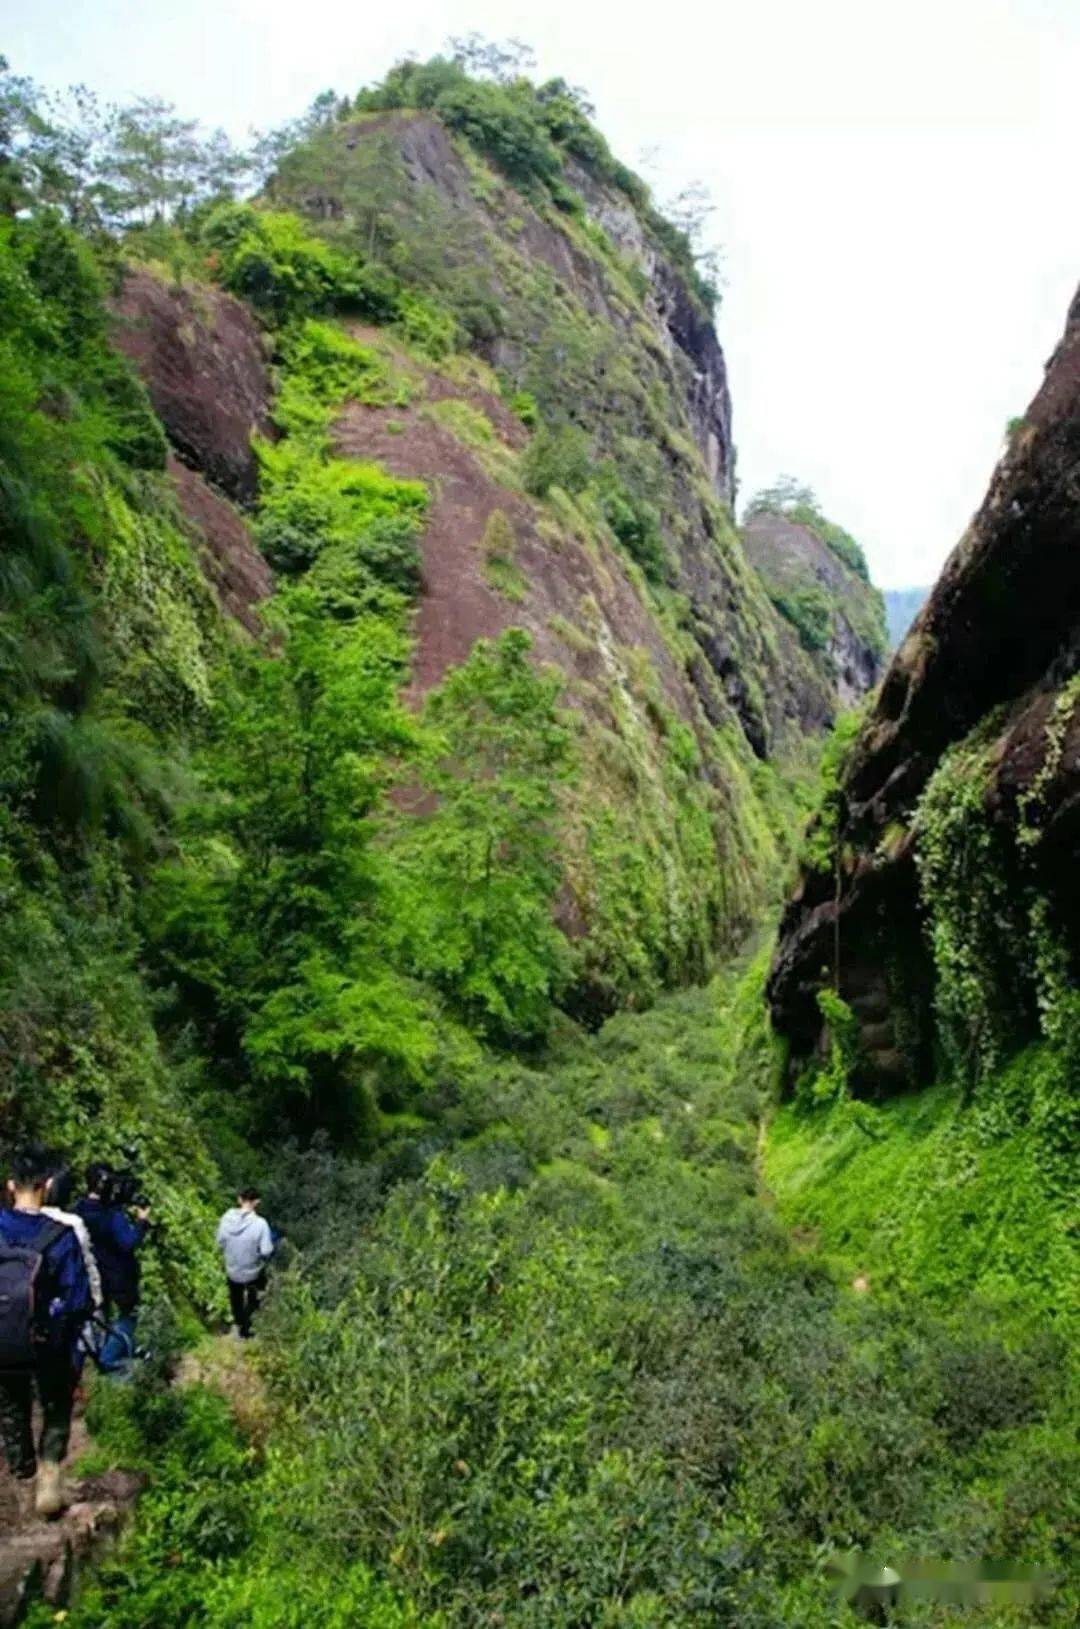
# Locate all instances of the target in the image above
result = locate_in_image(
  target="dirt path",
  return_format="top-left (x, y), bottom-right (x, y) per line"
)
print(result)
top-left (0, 1402), bottom-right (144, 1627)
top-left (0, 1337), bottom-right (267, 1625)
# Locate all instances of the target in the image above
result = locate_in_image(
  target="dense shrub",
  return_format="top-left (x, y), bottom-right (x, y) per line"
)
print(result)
top-left (202, 204), bottom-right (364, 322)
top-left (201, 203), bottom-right (457, 352)
top-left (0, 210), bottom-right (230, 1305)
top-left (24, 1376), bottom-right (429, 1629)
top-left (387, 630), bottom-right (574, 1043)
top-left (770, 583), bottom-right (833, 652)
top-left (521, 421), bottom-right (591, 496)
top-left (595, 465), bottom-right (668, 581)
top-left (359, 59), bottom-right (561, 191)
top-left (123, 953), bottom-right (1067, 1629)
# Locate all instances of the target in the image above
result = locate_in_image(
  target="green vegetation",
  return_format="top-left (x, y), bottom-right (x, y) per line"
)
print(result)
top-left (479, 508), bottom-right (529, 599)
top-left (2, 42), bottom-right (1075, 1629)
top-left (769, 583), bottom-right (833, 651)
top-left (23, 1352), bottom-right (429, 1629)
top-left (201, 202), bottom-right (458, 355)
top-left (744, 478), bottom-right (889, 666)
top-left (801, 708), bottom-right (865, 875)
top-left (766, 1037), bottom-right (1078, 1622)
top-left (746, 478), bottom-right (874, 584)
top-left (355, 52), bottom-right (717, 309)
top-left (914, 701), bottom-right (1080, 1089)
top-left (0, 208), bottom-right (227, 1308)
top-left (35, 952), bottom-right (1077, 1628)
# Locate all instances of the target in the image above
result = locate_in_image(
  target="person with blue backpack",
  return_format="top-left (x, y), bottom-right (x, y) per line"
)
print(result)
top-left (0, 1144), bottom-right (93, 1519)
top-left (74, 1162), bottom-right (150, 1374)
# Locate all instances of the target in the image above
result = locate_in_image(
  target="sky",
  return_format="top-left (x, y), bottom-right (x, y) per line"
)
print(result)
top-left (6, 0), bottom-right (1080, 588)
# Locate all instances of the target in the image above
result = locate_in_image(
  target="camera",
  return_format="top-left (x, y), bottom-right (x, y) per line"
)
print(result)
top-left (104, 1169), bottom-right (149, 1209)
top-left (100, 1146), bottom-right (149, 1210)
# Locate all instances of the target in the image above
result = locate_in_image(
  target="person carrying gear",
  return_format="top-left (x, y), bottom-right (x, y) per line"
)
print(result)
top-left (0, 1144), bottom-right (94, 1519)
top-left (74, 1163), bottom-right (149, 1373)
top-left (42, 1163), bottom-right (104, 1377)
top-left (216, 1188), bottom-right (274, 1339)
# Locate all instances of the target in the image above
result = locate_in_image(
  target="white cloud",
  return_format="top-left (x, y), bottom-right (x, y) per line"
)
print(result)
top-left (6, 0), bottom-right (1078, 586)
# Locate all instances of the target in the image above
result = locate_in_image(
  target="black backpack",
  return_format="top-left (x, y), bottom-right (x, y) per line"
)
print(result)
top-left (0, 1217), bottom-right (67, 1370)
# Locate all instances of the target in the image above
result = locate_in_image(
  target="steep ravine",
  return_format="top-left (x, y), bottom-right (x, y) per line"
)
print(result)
top-left (3, 51), bottom-right (1075, 1629)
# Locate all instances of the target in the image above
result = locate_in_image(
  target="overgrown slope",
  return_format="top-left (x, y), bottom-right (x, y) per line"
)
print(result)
top-left (24, 949), bottom-right (1079, 1628)
top-left (1, 51), bottom-right (840, 1298)
top-left (741, 487), bottom-right (887, 708)
top-left (108, 66), bottom-right (847, 1022)
top-left (760, 285), bottom-right (1080, 1624)
top-left (2, 49), bottom-right (1076, 1629)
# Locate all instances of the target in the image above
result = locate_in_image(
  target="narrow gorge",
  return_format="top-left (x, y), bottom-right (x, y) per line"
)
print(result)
top-left (0, 48), bottom-right (1075, 1629)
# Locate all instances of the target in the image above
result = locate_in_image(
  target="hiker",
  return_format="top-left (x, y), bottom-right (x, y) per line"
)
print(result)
top-left (75, 1163), bottom-right (149, 1373)
top-left (42, 1164), bottom-right (104, 1378)
top-left (216, 1188), bottom-right (274, 1339)
top-left (0, 1144), bottom-right (94, 1518)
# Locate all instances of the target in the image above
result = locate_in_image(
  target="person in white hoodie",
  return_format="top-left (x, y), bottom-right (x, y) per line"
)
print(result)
top-left (216, 1188), bottom-right (274, 1338)
top-left (43, 1163), bottom-right (104, 1379)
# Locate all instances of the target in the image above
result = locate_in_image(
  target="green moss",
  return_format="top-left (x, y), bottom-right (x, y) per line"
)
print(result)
top-left (915, 716), bottom-right (1032, 1083)
top-left (768, 584), bottom-right (833, 652)
top-left (480, 509), bottom-right (528, 601)
top-left (423, 398), bottom-right (521, 489)
top-left (766, 1041), bottom-right (1078, 1326)
top-left (1017, 672), bottom-right (1080, 848)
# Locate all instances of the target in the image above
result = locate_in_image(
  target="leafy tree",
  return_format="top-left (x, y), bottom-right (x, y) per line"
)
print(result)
top-left (0, 61), bottom-right (248, 231)
top-left (95, 97), bottom-right (202, 225)
top-left (0, 63), bottom-right (112, 224)
top-left (390, 630), bottom-right (574, 1042)
top-left (661, 179), bottom-right (723, 297)
top-left (746, 477), bottom-right (874, 585)
top-left (149, 591), bottom-right (431, 1132)
top-left (522, 422), bottom-right (592, 497)
top-left (201, 203), bottom-right (363, 321)
top-left (0, 210), bottom-right (175, 862)
top-left (446, 34), bottom-right (538, 84)
top-left (744, 474), bottom-right (818, 517)
top-left (249, 88), bottom-right (348, 191)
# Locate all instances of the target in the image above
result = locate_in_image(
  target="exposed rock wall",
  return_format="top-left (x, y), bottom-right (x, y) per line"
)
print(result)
top-left (769, 284), bottom-right (1080, 1091)
top-left (112, 268), bottom-right (272, 502)
top-left (111, 269), bottom-right (274, 630)
top-left (742, 510), bottom-right (886, 712)
top-left (106, 101), bottom-right (883, 1012)
top-left (268, 110), bottom-right (824, 761)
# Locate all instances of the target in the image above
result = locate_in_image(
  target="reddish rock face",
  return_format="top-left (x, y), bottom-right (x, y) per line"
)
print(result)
top-left (769, 284), bottom-right (1080, 1093)
top-left (111, 267), bottom-right (274, 631)
top-left (331, 359), bottom-right (702, 723)
top-left (111, 267), bottom-right (272, 503)
top-left (269, 111), bottom-right (831, 761)
top-left (166, 458), bottom-right (273, 636)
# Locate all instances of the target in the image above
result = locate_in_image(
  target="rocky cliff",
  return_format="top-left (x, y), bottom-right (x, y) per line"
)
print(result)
top-left (110, 268), bottom-right (274, 633)
top-left (106, 73), bottom-right (856, 1016)
top-left (769, 284), bottom-right (1080, 1091)
top-left (260, 98), bottom-right (834, 756)
top-left (742, 506), bottom-right (887, 710)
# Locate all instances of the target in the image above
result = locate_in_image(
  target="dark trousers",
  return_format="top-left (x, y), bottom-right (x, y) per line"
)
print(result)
top-left (228, 1272), bottom-right (266, 1339)
top-left (0, 1356), bottom-right (76, 1478)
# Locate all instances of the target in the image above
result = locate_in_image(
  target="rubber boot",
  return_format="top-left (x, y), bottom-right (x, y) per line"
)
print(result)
top-left (35, 1461), bottom-right (69, 1520)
